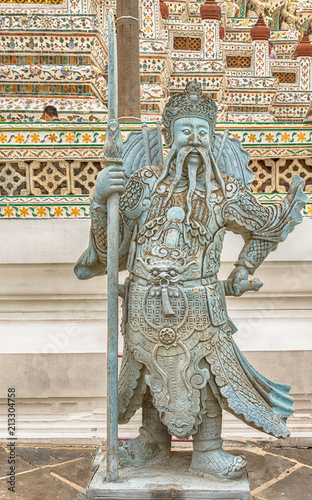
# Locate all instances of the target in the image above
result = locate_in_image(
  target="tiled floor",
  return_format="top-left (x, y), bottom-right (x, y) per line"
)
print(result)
top-left (0, 441), bottom-right (311, 499)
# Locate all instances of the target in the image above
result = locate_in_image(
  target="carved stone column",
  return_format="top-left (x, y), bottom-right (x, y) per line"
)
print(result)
top-left (295, 32), bottom-right (312, 91)
top-left (117, 0), bottom-right (141, 122)
top-left (200, 0), bottom-right (222, 60)
top-left (250, 14), bottom-right (270, 77)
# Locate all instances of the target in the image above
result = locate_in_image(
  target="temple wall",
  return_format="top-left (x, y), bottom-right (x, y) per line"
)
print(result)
top-left (0, 217), bottom-right (311, 445)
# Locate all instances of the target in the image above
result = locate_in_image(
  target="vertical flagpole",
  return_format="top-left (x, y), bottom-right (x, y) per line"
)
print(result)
top-left (105, 10), bottom-right (122, 482)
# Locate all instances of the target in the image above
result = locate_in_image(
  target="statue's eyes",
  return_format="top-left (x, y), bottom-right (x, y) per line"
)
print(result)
top-left (182, 129), bottom-right (191, 135)
top-left (199, 130), bottom-right (207, 136)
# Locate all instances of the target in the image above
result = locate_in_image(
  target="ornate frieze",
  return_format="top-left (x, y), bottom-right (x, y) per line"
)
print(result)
top-left (0, 194), bottom-right (90, 218)
top-left (0, 64), bottom-right (107, 101)
top-left (0, 0), bottom-right (87, 15)
top-left (1, 192), bottom-right (311, 218)
top-left (227, 76), bottom-right (277, 88)
top-left (275, 91), bottom-right (311, 103)
top-left (224, 90), bottom-right (275, 105)
top-left (0, 33), bottom-right (107, 72)
top-left (0, 13), bottom-right (98, 30)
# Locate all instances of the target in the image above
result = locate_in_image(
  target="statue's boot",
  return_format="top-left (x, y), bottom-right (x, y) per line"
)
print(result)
top-left (189, 395), bottom-right (246, 480)
top-left (118, 397), bottom-right (171, 468)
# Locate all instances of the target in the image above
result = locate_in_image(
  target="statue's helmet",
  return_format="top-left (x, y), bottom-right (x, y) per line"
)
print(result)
top-left (162, 81), bottom-right (217, 148)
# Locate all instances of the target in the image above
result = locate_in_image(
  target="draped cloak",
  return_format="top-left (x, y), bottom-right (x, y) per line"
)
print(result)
top-left (75, 166), bottom-right (307, 440)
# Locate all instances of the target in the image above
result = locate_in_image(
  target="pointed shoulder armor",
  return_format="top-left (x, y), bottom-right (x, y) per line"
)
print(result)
top-left (213, 133), bottom-right (254, 190)
top-left (122, 125), bottom-right (163, 183)
top-left (119, 165), bottom-right (162, 214)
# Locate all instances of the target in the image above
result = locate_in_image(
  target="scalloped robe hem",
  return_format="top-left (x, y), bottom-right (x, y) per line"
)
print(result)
top-left (118, 332), bottom-right (293, 440)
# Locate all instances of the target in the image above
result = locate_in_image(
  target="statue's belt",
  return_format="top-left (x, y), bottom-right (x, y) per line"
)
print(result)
top-left (126, 275), bottom-right (228, 328)
top-left (128, 274), bottom-right (223, 320)
top-left (129, 274), bottom-right (219, 288)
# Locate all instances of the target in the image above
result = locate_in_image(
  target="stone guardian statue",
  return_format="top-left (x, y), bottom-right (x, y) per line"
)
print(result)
top-left (75, 82), bottom-right (307, 481)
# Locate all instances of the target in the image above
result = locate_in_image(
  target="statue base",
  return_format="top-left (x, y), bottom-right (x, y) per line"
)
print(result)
top-left (87, 450), bottom-right (250, 500)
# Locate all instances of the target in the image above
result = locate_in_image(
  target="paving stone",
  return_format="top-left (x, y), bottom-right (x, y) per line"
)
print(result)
top-left (49, 447), bottom-right (95, 464)
top-left (230, 449), bottom-right (296, 491)
top-left (0, 467), bottom-right (86, 500)
top-left (0, 445), bottom-right (310, 499)
top-left (0, 446), bottom-right (35, 477)
top-left (267, 447), bottom-right (312, 467)
top-left (15, 447), bottom-right (56, 467)
top-left (51, 453), bottom-right (94, 489)
top-left (253, 465), bottom-right (312, 500)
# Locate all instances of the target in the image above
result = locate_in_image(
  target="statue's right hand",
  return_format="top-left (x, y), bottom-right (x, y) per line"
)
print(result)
top-left (93, 165), bottom-right (125, 205)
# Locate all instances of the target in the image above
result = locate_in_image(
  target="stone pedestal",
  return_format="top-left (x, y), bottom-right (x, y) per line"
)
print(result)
top-left (87, 451), bottom-right (250, 500)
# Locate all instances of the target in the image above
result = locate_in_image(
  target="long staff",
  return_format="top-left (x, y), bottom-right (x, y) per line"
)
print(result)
top-left (104, 10), bottom-right (122, 482)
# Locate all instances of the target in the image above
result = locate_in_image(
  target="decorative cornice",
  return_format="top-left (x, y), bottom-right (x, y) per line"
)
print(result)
top-left (159, 0), bottom-right (169, 20)
top-left (250, 14), bottom-right (270, 42)
top-left (200, 0), bottom-right (221, 21)
top-left (294, 32), bottom-right (312, 58)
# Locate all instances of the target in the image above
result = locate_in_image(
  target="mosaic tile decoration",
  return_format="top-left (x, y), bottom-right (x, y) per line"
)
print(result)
top-left (141, 0), bottom-right (162, 39)
top-left (227, 77), bottom-right (277, 88)
top-left (171, 60), bottom-right (225, 73)
top-left (0, 195), bottom-right (90, 218)
top-left (0, 14), bottom-right (98, 31)
top-left (0, 54), bottom-right (91, 65)
top-left (0, 0), bottom-right (86, 14)
top-left (0, 123), bottom-right (310, 155)
top-left (0, 0), bottom-right (311, 195)
top-left (1, 193), bottom-right (311, 219)
top-left (0, 83), bottom-right (92, 96)
top-left (0, 64), bottom-right (107, 101)
top-left (0, 96), bottom-right (107, 122)
top-left (0, 96), bottom-right (106, 112)
top-left (0, 33), bottom-right (107, 72)
top-left (0, 0), bottom-right (64, 4)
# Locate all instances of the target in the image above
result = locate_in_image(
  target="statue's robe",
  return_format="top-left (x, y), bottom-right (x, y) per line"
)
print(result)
top-left (75, 165), bottom-right (305, 439)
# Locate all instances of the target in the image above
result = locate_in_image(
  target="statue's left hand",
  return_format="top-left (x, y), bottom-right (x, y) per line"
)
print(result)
top-left (224, 266), bottom-right (249, 296)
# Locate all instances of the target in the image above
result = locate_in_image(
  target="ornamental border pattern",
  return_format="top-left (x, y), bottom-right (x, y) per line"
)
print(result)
top-left (1, 193), bottom-right (311, 219)
top-left (0, 13), bottom-right (99, 31)
top-left (0, 0), bottom-right (87, 15)
top-left (0, 33), bottom-right (107, 73)
top-left (0, 124), bottom-right (311, 149)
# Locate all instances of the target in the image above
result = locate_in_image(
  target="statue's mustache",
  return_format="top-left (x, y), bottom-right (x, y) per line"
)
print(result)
top-left (179, 145), bottom-right (210, 167)
top-left (151, 141), bottom-right (226, 204)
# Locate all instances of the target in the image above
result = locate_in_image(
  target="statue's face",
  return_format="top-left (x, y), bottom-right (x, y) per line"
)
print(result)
top-left (172, 117), bottom-right (210, 152)
top-left (289, 4), bottom-right (295, 13)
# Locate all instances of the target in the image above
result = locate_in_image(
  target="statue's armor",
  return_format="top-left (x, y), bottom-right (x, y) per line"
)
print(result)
top-left (76, 165), bottom-right (304, 441)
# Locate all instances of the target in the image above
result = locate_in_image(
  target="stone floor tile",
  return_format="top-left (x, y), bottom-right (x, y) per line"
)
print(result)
top-left (49, 447), bottom-right (95, 464)
top-left (267, 447), bottom-right (312, 467)
top-left (15, 447), bottom-right (56, 467)
top-left (50, 454), bottom-right (94, 489)
top-left (253, 465), bottom-right (311, 500)
top-left (0, 447), bottom-right (35, 477)
top-left (0, 445), bottom-right (310, 499)
top-left (0, 467), bottom-right (86, 500)
top-left (231, 449), bottom-right (296, 491)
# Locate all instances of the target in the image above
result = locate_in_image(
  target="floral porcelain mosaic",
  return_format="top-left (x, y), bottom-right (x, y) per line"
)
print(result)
top-left (0, 0), bottom-right (311, 217)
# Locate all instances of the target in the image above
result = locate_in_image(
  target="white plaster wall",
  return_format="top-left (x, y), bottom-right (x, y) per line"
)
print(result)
top-left (1, 217), bottom-right (312, 263)
top-left (0, 218), bottom-right (311, 443)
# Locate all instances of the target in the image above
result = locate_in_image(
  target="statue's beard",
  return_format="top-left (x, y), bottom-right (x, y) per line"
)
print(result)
top-left (153, 145), bottom-right (215, 225)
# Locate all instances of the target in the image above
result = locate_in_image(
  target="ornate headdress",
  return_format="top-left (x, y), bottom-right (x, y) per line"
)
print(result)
top-left (162, 81), bottom-right (217, 146)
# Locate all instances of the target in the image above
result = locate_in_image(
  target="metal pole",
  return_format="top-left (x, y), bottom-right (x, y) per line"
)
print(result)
top-left (105, 10), bottom-right (122, 482)
top-left (106, 191), bottom-right (119, 482)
